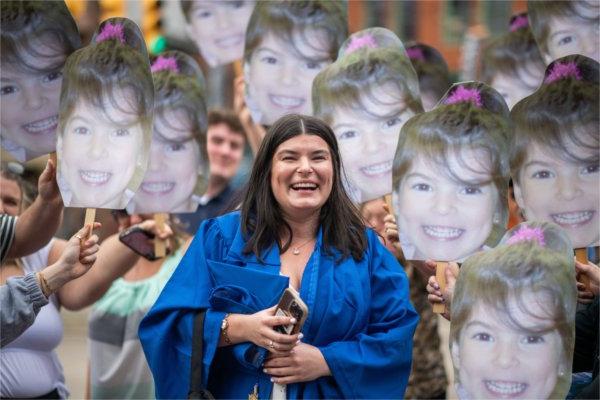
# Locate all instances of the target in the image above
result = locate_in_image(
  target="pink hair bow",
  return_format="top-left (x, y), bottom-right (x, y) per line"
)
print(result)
top-left (407, 47), bottom-right (426, 62)
top-left (507, 226), bottom-right (546, 247)
top-left (509, 15), bottom-right (529, 32)
top-left (346, 34), bottom-right (378, 55)
top-left (151, 55), bottom-right (180, 74)
top-left (545, 61), bottom-right (582, 84)
top-left (444, 86), bottom-right (483, 108)
top-left (97, 22), bottom-right (125, 44)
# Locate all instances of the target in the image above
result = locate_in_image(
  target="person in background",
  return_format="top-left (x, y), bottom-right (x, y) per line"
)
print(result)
top-left (87, 211), bottom-right (185, 399)
top-left (177, 109), bottom-right (246, 234)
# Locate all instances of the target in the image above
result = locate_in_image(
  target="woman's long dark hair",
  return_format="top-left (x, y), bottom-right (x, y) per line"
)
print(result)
top-left (240, 114), bottom-right (367, 262)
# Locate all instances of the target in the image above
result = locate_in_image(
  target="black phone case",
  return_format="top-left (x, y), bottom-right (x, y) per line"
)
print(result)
top-left (118, 226), bottom-right (159, 261)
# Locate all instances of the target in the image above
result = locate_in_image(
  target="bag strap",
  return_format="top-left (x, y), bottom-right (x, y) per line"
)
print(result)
top-left (188, 311), bottom-right (214, 400)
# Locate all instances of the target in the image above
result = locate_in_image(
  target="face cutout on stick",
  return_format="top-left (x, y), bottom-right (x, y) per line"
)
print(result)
top-left (130, 52), bottom-right (209, 214)
top-left (56, 18), bottom-right (153, 210)
top-left (313, 28), bottom-right (423, 204)
top-left (0, 1), bottom-right (80, 162)
top-left (395, 149), bottom-right (498, 261)
top-left (509, 55), bottom-right (599, 249)
top-left (392, 82), bottom-right (510, 261)
top-left (243, 1), bottom-right (348, 126)
top-left (450, 222), bottom-right (577, 400)
top-left (184, 0), bottom-right (255, 67)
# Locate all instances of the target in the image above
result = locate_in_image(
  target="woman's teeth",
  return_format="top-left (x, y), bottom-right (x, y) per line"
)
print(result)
top-left (551, 211), bottom-right (594, 226)
top-left (141, 182), bottom-right (175, 194)
top-left (269, 95), bottom-right (305, 109)
top-left (360, 161), bottom-right (392, 177)
top-left (422, 225), bottom-right (464, 240)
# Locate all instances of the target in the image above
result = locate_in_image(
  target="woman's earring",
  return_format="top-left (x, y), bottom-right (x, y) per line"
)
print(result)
top-left (493, 213), bottom-right (501, 224)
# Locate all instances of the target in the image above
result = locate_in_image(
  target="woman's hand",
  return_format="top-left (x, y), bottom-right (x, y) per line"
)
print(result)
top-left (231, 306), bottom-right (301, 355)
top-left (426, 260), bottom-right (459, 321)
top-left (263, 342), bottom-right (331, 384)
top-left (41, 223), bottom-right (102, 294)
top-left (575, 259), bottom-right (600, 304)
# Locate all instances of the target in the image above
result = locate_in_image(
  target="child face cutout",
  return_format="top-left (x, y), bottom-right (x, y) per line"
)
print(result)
top-left (58, 91), bottom-right (144, 209)
top-left (514, 141), bottom-right (599, 248)
top-left (452, 293), bottom-right (565, 400)
top-left (0, 38), bottom-right (65, 161)
top-left (186, 0), bottom-right (255, 67)
top-left (544, 3), bottom-right (600, 64)
top-left (396, 149), bottom-right (497, 261)
top-left (491, 67), bottom-right (542, 110)
top-left (133, 109), bottom-right (203, 213)
top-left (245, 30), bottom-right (332, 126)
top-left (331, 84), bottom-right (415, 202)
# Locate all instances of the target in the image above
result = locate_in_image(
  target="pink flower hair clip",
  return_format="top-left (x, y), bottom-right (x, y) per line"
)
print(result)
top-left (407, 47), bottom-right (426, 62)
top-left (544, 61), bottom-right (582, 84)
top-left (509, 14), bottom-right (529, 32)
top-left (97, 22), bottom-right (125, 44)
top-left (444, 85), bottom-right (483, 108)
top-left (507, 226), bottom-right (546, 247)
top-left (151, 55), bottom-right (180, 74)
top-left (346, 34), bottom-right (378, 55)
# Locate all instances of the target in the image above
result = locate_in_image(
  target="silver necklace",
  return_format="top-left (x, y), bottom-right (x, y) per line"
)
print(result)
top-left (291, 238), bottom-right (314, 255)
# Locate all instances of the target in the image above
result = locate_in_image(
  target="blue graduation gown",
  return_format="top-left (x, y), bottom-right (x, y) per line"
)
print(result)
top-left (139, 211), bottom-right (418, 399)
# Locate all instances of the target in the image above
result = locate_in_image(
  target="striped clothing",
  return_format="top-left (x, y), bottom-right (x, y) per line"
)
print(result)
top-left (0, 214), bottom-right (17, 263)
top-left (88, 250), bottom-right (181, 399)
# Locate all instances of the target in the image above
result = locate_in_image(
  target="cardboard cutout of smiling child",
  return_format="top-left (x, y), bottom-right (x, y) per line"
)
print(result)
top-left (510, 55), bottom-right (599, 251)
top-left (129, 51), bottom-right (209, 214)
top-left (56, 18), bottom-right (153, 210)
top-left (313, 27), bottom-right (423, 204)
top-left (181, 0), bottom-right (255, 68)
top-left (392, 82), bottom-right (510, 262)
top-left (0, 1), bottom-right (80, 162)
top-left (450, 221), bottom-right (576, 400)
top-left (243, 0), bottom-right (348, 127)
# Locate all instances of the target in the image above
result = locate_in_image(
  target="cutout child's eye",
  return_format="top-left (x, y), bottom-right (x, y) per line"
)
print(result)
top-left (531, 170), bottom-right (554, 179)
top-left (114, 128), bottom-right (129, 137)
top-left (167, 143), bottom-right (185, 152)
top-left (472, 332), bottom-right (493, 342)
top-left (43, 71), bottom-right (63, 83)
top-left (261, 56), bottom-right (277, 65)
top-left (557, 35), bottom-right (574, 47)
top-left (0, 85), bottom-right (17, 95)
top-left (461, 185), bottom-right (482, 195)
top-left (339, 130), bottom-right (357, 140)
top-left (524, 335), bottom-right (545, 344)
top-left (384, 116), bottom-right (402, 128)
top-left (581, 164), bottom-right (599, 175)
top-left (229, 1), bottom-right (244, 9)
top-left (74, 126), bottom-right (89, 135)
top-left (195, 9), bottom-right (212, 19)
top-left (305, 61), bottom-right (322, 70)
top-left (411, 183), bottom-right (432, 192)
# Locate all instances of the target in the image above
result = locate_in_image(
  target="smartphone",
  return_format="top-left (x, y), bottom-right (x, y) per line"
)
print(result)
top-left (118, 226), bottom-right (161, 261)
top-left (273, 288), bottom-right (308, 335)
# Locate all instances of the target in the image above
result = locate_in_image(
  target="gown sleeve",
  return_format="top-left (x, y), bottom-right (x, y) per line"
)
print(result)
top-left (139, 218), bottom-right (225, 399)
top-left (319, 231), bottom-right (419, 398)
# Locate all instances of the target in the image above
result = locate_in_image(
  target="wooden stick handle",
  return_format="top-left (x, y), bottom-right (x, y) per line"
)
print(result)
top-left (433, 261), bottom-right (447, 314)
top-left (153, 213), bottom-right (167, 258)
top-left (84, 208), bottom-right (96, 239)
top-left (575, 248), bottom-right (591, 290)
top-left (383, 194), bottom-right (393, 215)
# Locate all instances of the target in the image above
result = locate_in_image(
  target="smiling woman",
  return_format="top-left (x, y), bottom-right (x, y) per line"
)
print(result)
top-left (0, 1), bottom-right (81, 162)
top-left (56, 18), bottom-right (153, 210)
top-left (140, 114), bottom-right (419, 399)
